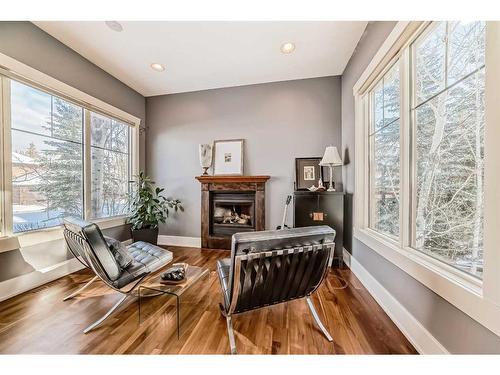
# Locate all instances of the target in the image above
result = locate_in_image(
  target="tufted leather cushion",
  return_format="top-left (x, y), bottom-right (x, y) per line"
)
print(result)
top-left (111, 241), bottom-right (173, 289)
top-left (127, 241), bottom-right (173, 273)
top-left (112, 261), bottom-right (149, 289)
top-left (216, 258), bottom-right (231, 309)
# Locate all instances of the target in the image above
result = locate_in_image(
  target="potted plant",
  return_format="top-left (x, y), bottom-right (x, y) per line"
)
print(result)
top-left (127, 171), bottom-right (183, 245)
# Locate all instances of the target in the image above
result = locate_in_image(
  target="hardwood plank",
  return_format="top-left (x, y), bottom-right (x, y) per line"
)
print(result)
top-left (0, 246), bottom-right (417, 354)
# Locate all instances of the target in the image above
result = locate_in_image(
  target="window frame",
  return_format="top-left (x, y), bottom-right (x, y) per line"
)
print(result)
top-left (353, 21), bottom-right (500, 337)
top-left (409, 22), bottom-right (486, 272)
top-left (368, 60), bottom-right (402, 242)
top-left (0, 76), bottom-right (7, 238)
top-left (87, 111), bottom-right (132, 221)
top-left (10, 82), bottom-right (86, 234)
top-left (0, 52), bottom-right (140, 248)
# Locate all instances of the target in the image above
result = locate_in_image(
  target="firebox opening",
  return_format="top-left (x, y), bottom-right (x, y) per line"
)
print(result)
top-left (210, 192), bottom-right (256, 236)
top-left (213, 202), bottom-right (253, 227)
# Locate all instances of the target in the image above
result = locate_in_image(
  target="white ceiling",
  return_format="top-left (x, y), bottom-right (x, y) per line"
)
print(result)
top-left (34, 21), bottom-right (367, 97)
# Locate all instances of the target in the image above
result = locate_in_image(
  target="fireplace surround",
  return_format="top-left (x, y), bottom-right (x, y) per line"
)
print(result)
top-left (196, 175), bottom-right (270, 249)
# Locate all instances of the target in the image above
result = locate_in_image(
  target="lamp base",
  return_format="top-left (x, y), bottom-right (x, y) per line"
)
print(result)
top-left (327, 165), bottom-right (335, 192)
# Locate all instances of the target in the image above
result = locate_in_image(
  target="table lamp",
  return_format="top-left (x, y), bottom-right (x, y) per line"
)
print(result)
top-left (320, 146), bottom-right (342, 191)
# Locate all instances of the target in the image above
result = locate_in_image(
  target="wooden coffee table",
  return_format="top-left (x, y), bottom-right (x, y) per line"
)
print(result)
top-left (138, 265), bottom-right (210, 338)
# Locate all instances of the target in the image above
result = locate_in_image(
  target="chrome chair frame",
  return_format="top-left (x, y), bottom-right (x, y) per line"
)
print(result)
top-left (63, 228), bottom-right (148, 334)
top-left (63, 232), bottom-right (99, 302)
top-left (218, 235), bottom-right (335, 354)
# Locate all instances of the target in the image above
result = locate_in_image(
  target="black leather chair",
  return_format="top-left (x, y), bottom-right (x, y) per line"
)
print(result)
top-left (216, 225), bottom-right (336, 354)
top-left (63, 217), bottom-right (173, 333)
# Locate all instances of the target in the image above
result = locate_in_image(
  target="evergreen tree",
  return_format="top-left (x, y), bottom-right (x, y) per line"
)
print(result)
top-left (35, 97), bottom-right (83, 219)
top-left (24, 142), bottom-right (38, 158)
top-left (32, 99), bottom-right (129, 221)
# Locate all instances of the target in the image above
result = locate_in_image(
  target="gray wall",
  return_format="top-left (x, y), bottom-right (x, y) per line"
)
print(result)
top-left (341, 21), bottom-right (500, 353)
top-left (146, 76), bottom-right (342, 237)
top-left (0, 22), bottom-right (145, 283)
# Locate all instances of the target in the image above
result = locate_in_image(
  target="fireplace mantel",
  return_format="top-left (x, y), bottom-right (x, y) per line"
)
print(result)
top-left (196, 175), bottom-right (270, 249)
top-left (195, 175), bottom-right (270, 183)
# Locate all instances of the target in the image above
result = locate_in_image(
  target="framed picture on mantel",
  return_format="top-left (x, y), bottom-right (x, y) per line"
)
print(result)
top-left (295, 157), bottom-right (327, 190)
top-left (213, 139), bottom-right (244, 175)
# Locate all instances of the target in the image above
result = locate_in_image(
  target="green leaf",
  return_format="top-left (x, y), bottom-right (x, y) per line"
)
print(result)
top-left (126, 170), bottom-right (183, 229)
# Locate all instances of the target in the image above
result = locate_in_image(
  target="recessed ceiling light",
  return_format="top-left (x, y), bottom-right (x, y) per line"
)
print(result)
top-left (150, 63), bottom-right (165, 72)
top-left (105, 21), bottom-right (123, 32)
top-left (280, 42), bottom-right (296, 54)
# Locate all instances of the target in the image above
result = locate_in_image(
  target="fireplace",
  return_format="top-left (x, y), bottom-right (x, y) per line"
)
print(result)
top-left (196, 175), bottom-right (270, 249)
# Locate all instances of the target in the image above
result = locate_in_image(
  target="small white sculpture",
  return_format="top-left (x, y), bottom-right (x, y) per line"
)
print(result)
top-left (317, 178), bottom-right (325, 189)
top-left (199, 144), bottom-right (213, 175)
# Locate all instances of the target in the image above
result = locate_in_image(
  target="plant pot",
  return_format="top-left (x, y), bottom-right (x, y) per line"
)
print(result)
top-left (131, 227), bottom-right (159, 245)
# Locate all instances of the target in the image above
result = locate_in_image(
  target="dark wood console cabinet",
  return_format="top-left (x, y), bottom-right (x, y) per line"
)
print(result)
top-left (293, 191), bottom-right (344, 264)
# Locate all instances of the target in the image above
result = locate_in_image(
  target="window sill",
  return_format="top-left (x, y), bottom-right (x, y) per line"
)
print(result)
top-left (0, 216), bottom-right (128, 253)
top-left (354, 227), bottom-right (500, 337)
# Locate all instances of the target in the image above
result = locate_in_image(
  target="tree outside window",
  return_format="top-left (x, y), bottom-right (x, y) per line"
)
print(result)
top-left (10, 80), bottom-right (131, 233)
top-left (413, 21), bottom-right (485, 277)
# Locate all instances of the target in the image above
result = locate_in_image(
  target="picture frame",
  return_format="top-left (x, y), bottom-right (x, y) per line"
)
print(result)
top-left (213, 139), bottom-right (244, 175)
top-left (295, 157), bottom-right (327, 190)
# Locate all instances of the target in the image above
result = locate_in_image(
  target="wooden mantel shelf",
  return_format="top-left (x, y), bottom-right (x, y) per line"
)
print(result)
top-left (196, 175), bottom-right (270, 183)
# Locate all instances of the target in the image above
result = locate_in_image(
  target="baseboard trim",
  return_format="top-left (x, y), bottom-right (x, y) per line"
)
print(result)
top-left (343, 247), bottom-right (352, 268)
top-left (343, 249), bottom-right (449, 354)
top-left (0, 258), bottom-right (85, 303)
top-left (158, 235), bottom-right (201, 248)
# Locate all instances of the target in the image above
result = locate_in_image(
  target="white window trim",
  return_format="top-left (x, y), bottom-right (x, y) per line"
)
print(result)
top-left (0, 52), bottom-right (140, 250)
top-left (353, 21), bottom-right (500, 337)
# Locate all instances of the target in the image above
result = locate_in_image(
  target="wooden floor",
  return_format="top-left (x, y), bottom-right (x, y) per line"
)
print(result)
top-left (0, 246), bottom-right (417, 354)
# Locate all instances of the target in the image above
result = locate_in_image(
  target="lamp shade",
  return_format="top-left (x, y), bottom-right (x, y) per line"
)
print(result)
top-left (320, 146), bottom-right (342, 166)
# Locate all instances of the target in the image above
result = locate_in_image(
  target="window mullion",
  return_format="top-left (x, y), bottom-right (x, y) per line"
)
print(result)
top-left (482, 21), bottom-right (500, 305)
top-left (0, 76), bottom-right (4, 235)
top-left (354, 93), bottom-right (369, 231)
top-left (0, 76), bottom-right (5, 235)
top-left (444, 21), bottom-right (449, 88)
top-left (400, 50), bottom-right (411, 249)
top-left (83, 109), bottom-right (91, 220)
top-left (409, 45), bottom-right (418, 250)
top-left (367, 95), bottom-right (374, 229)
top-left (1, 76), bottom-right (13, 236)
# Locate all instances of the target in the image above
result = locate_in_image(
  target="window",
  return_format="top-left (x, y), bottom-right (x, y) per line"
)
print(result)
top-left (412, 21), bottom-right (485, 278)
top-left (1, 74), bottom-right (136, 234)
top-left (369, 63), bottom-right (401, 238)
top-left (90, 112), bottom-right (130, 219)
top-left (361, 22), bottom-right (486, 279)
top-left (11, 81), bottom-right (84, 232)
top-left (354, 20), bottom-right (500, 340)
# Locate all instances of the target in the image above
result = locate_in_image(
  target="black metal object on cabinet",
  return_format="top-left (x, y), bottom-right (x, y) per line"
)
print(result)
top-left (293, 191), bottom-right (344, 267)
